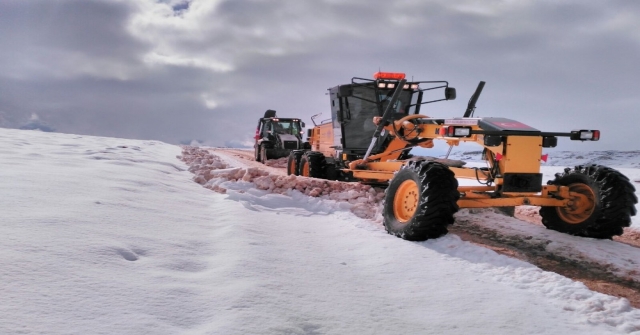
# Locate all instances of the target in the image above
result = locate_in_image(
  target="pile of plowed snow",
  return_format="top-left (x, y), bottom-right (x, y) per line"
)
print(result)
top-left (264, 157), bottom-right (288, 168)
top-left (180, 146), bottom-right (386, 219)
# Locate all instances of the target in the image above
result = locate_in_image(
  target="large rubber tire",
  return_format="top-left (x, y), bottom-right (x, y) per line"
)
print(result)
top-left (539, 164), bottom-right (637, 239)
top-left (299, 151), bottom-right (326, 179)
top-left (259, 145), bottom-right (268, 164)
top-left (383, 161), bottom-right (460, 241)
top-left (325, 162), bottom-right (338, 181)
top-left (254, 145), bottom-right (260, 162)
top-left (287, 150), bottom-right (304, 176)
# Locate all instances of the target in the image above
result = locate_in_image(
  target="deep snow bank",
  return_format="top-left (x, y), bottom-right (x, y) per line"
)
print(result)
top-left (179, 146), bottom-right (385, 220)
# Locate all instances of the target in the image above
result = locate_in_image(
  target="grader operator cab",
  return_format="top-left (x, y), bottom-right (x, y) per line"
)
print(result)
top-left (287, 72), bottom-right (456, 179)
top-left (287, 72), bottom-right (637, 241)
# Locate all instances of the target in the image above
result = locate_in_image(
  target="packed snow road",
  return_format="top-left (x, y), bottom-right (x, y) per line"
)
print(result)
top-left (212, 148), bottom-right (289, 175)
top-left (207, 147), bottom-right (640, 308)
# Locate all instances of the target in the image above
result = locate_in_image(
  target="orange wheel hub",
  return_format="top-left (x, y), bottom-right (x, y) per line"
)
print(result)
top-left (289, 159), bottom-right (296, 174)
top-left (393, 180), bottom-right (419, 223)
top-left (557, 183), bottom-right (596, 224)
top-left (301, 161), bottom-right (310, 177)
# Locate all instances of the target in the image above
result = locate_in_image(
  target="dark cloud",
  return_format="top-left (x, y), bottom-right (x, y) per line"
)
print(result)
top-left (172, 1), bottom-right (191, 14)
top-left (0, 0), bottom-right (639, 152)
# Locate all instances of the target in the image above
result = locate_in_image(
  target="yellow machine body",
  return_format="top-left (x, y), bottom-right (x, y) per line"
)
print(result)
top-left (308, 113), bottom-right (572, 209)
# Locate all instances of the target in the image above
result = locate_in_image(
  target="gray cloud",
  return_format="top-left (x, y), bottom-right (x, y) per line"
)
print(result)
top-left (1, 0), bottom-right (639, 151)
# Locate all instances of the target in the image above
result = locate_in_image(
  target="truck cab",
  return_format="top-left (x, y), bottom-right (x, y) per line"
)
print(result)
top-left (254, 109), bottom-right (306, 163)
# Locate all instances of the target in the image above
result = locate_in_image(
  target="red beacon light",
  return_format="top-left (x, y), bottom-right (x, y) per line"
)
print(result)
top-left (373, 72), bottom-right (406, 80)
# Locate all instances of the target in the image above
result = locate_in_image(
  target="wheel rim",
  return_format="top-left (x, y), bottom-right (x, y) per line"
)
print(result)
top-left (556, 183), bottom-right (596, 224)
top-left (289, 157), bottom-right (296, 175)
top-left (393, 179), bottom-right (419, 223)
top-left (301, 160), bottom-right (310, 176)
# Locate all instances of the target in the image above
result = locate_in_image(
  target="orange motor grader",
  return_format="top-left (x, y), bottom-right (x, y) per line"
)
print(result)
top-left (287, 72), bottom-right (637, 241)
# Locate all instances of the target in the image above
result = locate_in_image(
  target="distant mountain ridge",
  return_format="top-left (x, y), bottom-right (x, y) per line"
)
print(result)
top-left (449, 150), bottom-right (640, 168)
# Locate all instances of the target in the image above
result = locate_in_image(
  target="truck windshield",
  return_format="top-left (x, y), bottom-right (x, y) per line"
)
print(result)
top-left (271, 120), bottom-right (301, 135)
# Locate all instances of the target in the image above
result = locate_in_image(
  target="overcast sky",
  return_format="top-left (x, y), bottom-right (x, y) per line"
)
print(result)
top-left (1, 0), bottom-right (639, 151)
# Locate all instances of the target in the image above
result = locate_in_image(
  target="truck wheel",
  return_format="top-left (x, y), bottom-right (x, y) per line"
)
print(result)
top-left (254, 145), bottom-right (260, 162)
top-left (259, 145), bottom-right (268, 164)
top-left (539, 164), bottom-right (637, 239)
top-left (287, 150), bottom-right (304, 175)
top-left (383, 161), bottom-right (459, 241)
top-left (299, 151), bottom-right (326, 178)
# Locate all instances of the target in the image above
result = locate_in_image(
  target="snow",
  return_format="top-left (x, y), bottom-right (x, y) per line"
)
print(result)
top-left (541, 150), bottom-right (640, 169)
top-left (449, 149), bottom-right (640, 169)
top-left (454, 209), bottom-right (640, 282)
top-left (1, 128), bottom-right (640, 334)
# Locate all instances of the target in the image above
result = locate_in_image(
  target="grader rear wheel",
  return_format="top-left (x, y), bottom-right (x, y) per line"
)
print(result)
top-left (300, 159), bottom-right (309, 176)
top-left (299, 151), bottom-right (326, 179)
top-left (540, 164), bottom-right (637, 239)
top-left (383, 161), bottom-right (459, 241)
top-left (287, 150), bottom-right (304, 176)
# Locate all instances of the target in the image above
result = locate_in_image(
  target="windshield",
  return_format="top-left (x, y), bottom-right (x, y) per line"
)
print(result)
top-left (378, 90), bottom-right (413, 114)
top-left (270, 120), bottom-right (301, 135)
top-left (340, 85), bottom-right (415, 151)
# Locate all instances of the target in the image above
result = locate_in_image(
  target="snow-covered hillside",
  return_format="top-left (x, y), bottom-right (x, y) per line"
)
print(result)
top-left (1, 128), bottom-right (639, 335)
top-left (451, 149), bottom-right (640, 169)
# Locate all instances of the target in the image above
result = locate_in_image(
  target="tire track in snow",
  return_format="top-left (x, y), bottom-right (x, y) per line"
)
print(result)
top-left (450, 211), bottom-right (640, 308)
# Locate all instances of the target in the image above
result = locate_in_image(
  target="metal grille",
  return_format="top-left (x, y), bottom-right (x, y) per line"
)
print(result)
top-left (283, 141), bottom-right (298, 149)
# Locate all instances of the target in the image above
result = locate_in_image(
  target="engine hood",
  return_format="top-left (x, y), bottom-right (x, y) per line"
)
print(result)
top-left (277, 134), bottom-right (300, 142)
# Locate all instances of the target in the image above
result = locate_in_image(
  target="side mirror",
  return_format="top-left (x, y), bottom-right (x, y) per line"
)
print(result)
top-left (445, 87), bottom-right (456, 100)
top-left (301, 121), bottom-right (305, 128)
top-left (338, 85), bottom-right (353, 97)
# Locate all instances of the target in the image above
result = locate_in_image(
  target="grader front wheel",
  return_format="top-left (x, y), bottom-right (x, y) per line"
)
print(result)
top-left (540, 164), bottom-right (637, 239)
top-left (286, 150), bottom-right (304, 176)
top-left (299, 151), bottom-right (326, 179)
top-left (556, 183), bottom-right (596, 224)
top-left (383, 161), bottom-right (459, 241)
top-left (393, 180), bottom-right (420, 223)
